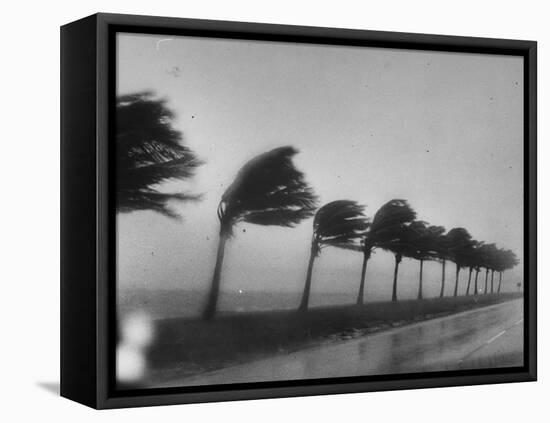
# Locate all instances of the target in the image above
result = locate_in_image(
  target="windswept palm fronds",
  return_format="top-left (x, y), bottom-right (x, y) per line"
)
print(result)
top-left (116, 91), bottom-right (203, 218)
top-left (368, 199), bottom-right (418, 248)
top-left (366, 200), bottom-right (418, 302)
top-left (311, 201), bottom-right (369, 252)
top-left (354, 199), bottom-right (417, 304)
top-left (299, 200), bottom-right (368, 311)
top-left (204, 146), bottom-right (318, 319)
top-left (217, 146), bottom-right (318, 236)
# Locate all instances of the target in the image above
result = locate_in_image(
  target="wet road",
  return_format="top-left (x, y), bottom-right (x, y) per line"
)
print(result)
top-left (169, 299), bottom-right (524, 387)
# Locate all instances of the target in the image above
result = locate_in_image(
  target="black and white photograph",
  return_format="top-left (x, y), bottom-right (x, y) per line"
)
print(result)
top-left (3, 0), bottom-right (547, 418)
top-left (114, 31), bottom-right (526, 390)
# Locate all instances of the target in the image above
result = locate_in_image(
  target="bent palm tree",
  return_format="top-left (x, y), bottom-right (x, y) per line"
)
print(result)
top-left (465, 266), bottom-right (474, 295)
top-left (446, 228), bottom-right (475, 297)
top-left (463, 240), bottom-right (481, 296)
top-left (434, 230), bottom-right (451, 297)
top-left (474, 266), bottom-right (480, 294)
top-left (471, 242), bottom-right (486, 295)
top-left (478, 243), bottom-right (497, 295)
top-left (299, 201), bottom-right (368, 311)
top-left (374, 200), bottom-right (417, 302)
top-left (357, 199), bottom-right (416, 304)
top-left (203, 146), bottom-right (318, 319)
top-left (407, 222), bottom-right (444, 300)
top-left (116, 91), bottom-right (202, 218)
top-left (485, 243), bottom-right (499, 294)
top-left (496, 249), bottom-right (519, 293)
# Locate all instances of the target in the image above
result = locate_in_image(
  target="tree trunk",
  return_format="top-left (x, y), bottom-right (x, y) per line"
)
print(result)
top-left (417, 259), bottom-right (424, 300)
top-left (453, 263), bottom-right (460, 297)
top-left (391, 253), bottom-right (402, 302)
top-left (484, 268), bottom-right (489, 294)
top-left (203, 231), bottom-right (229, 320)
top-left (299, 244), bottom-right (317, 311)
top-left (356, 251), bottom-right (370, 305)
top-left (474, 268), bottom-right (480, 295)
top-left (439, 259), bottom-right (446, 298)
top-left (490, 269), bottom-right (495, 293)
top-left (466, 267), bottom-right (473, 296)
top-left (497, 272), bottom-right (503, 293)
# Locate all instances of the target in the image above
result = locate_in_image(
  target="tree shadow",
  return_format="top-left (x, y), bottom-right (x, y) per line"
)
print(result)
top-left (36, 381), bottom-right (60, 396)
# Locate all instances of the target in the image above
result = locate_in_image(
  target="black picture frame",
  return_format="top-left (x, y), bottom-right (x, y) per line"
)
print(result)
top-left (60, 12), bottom-right (537, 409)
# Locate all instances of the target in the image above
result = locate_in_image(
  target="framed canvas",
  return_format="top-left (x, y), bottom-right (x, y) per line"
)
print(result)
top-left (60, 13), bottom-right (537, 409)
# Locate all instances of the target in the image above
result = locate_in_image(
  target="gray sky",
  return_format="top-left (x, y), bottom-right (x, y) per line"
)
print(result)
top-left (116, 33), bottom-right (524, 302)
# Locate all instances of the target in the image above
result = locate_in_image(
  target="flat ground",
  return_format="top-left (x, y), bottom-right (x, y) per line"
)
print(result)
top-left (164, 298), bottom-right (523, 387)
top-left (140, 293), bottom-right (523, 388)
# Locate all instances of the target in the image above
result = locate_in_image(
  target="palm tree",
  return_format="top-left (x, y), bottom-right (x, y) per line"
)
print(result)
top-left (356, 199), bottom-right (416, 305)
top-left (478, 243), bottom-right (497, 295)
top-left (486, 244), bottom-right (499, 294)
top-left (406, 222), bottom-right (444, 300)
top-left (433, 230), bottom-right (451, 298)
top-left (496, 249), bottom-right (519, 293)
top-left (463, 240), bottom-right (481, 296)
top-left (299, 201), bottom-right (368, 311)
top-left (203, 146), bottom-right (318, 319)
top-left (471, 242), bottom-right (487, 295)
top-left (372, 200), bottom-right (417, 302)
top-left (446, 228), bottom-right (475, 297)
top-left (357, 199), bottom-right (416, 305)
top-left (465, 266), bottom-right (474, 296)
top-left (116, 91), bottom-right (203, 218)
top-left (474, 265), bottom-right (481, 295)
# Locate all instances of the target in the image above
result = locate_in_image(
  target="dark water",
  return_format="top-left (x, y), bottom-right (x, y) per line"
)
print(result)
top-left (118, 288), bottom-right (358, 320)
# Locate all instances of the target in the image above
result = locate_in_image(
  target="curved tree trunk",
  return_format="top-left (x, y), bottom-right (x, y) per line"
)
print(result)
top-left (203, 231), bottom-right (229, 320)
top-left (497, 272), bottom-right (503, 293)
top-left (453, 263), bottom-right (460, 297)
top-left (474, 268), bottom-right (480, 295)
top-left (299, 244), bottom-right (317, 311)
top-left (356, 251), bottom-right (370, 305)
top-left (439, 259), bottom-right (446, 298)
top-left (391, 253), bottom-right (402, 302)
top-left (490, 269), bottom-right (495, 293)
top-left (484, 268), bottom-right (489, 294)
top-left (417, 259), bottom-right (424, 300)
top-left (465, 267), bottom-right (473, 296)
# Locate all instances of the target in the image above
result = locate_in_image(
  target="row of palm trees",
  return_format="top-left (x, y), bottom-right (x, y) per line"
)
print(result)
top-left (115, 93), bottom-right (518, 321)
top-left (203, 146), bottom-right (518, 319)
top-left (297, 199), bottom-right (519, 311)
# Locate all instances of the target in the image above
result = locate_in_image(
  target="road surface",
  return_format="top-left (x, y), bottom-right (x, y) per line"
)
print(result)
top-left (162, 299), bottom-right (524, 387)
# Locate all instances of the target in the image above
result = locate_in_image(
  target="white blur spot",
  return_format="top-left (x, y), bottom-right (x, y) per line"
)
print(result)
top-left (156, 38), bottom-right (173, 50)
top-left (238, 289), bottom-right (244, 294)
top-left (120, 311), bottom-right (154, 348)
top-left (117, 344), bottom-right (145, 383)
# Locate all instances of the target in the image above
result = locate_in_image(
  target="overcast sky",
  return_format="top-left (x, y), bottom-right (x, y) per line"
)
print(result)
top-left (116, 33), bottom-right (524, 302)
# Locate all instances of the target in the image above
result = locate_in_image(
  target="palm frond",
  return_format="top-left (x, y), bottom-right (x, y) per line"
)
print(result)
top-left (116, 91), bottom-right (203, 218)
top-left (311, 200), bottom-right (369, 254)
top-left (218, 146), bottom-right (318, 235)
top-left (369, 199), bottom-right (417, 244)
top-left (361, 199), bottom-right (417, 257)
top-left (117, 190), bottom-right (202, 219)
top-left (445, 227), bottom-right (476, 266)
